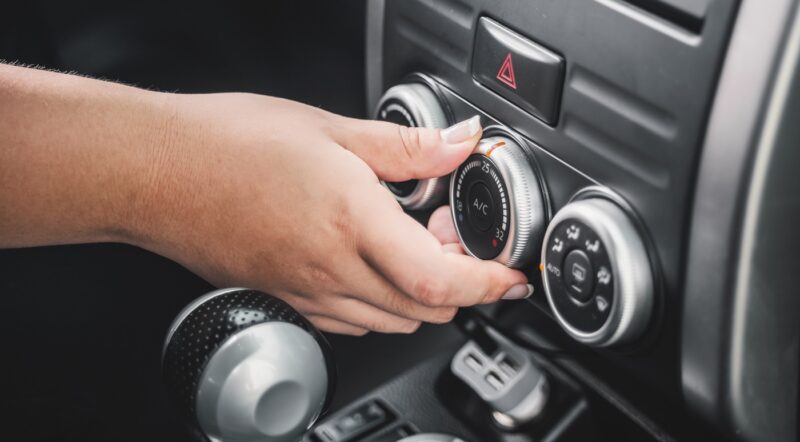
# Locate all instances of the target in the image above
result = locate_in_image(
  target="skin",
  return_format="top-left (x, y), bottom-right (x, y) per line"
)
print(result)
top-left (0, 63), bottom-right (529, 335)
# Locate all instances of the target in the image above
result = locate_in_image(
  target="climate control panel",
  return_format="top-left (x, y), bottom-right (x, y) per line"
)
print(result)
top-left (375, 78), bottom-right (659, 349)
top-left (541, 197), bottom-right (654, 347)
top-left (445, 129), bottom-right (656, 347)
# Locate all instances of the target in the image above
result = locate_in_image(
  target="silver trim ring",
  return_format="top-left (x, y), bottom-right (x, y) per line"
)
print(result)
top-left (375, 82), bottom-right (449, 210)
top-left (450, 136), bottom-right (546, 268)
top-left (541, 198), bottom-right (654, 346)
top-left (162, 287), bottom-right (245, 361)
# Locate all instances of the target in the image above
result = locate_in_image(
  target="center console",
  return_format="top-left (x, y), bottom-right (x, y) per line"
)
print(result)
top-left (163, 2), bottom-right (800, 441)
top-left (341, 0), bottom-right (798, 441)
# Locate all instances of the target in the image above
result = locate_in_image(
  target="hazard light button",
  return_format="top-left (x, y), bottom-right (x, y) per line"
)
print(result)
top-left (472, 17), bottom-right (565, 125)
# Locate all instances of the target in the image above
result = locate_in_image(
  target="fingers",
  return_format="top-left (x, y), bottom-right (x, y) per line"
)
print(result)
top-left (286, 291), bottom-right (423, 334)
top-left (442, 242), bottom-right (465, 254)
top-left (347, 261), bottom-right (460, 324)
top-left (358, 194), bottom-right (529, 307)
top-left (306, 315), bottom-right (369, 336)
top-left (331, 115), bottom-right (482, 182)
top-left (328, 297), bottom-right (422, 334)
top-left (427, 205), bottom-right (460, 245)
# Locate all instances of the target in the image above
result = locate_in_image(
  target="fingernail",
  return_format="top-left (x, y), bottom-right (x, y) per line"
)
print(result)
top-left (501, 283), bottom-right (534, 300)
top-left (440, 115), bottom-right (481, 144)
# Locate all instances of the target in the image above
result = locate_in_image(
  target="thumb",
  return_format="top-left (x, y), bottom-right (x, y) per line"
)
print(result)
top-left (333, 115), bottom-right (482, 182)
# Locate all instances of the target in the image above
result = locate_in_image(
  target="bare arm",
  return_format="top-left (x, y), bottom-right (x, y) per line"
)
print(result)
top-left (0, 63), bottom-right (531, 334)
top-left (0, 63), bottom-right (173, 247)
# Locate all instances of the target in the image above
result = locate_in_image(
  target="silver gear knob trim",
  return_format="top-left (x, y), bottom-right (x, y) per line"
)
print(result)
top-left (197, 322), bottom-right (328, 442)
top-left (162, 288), bottom-right (334, 442)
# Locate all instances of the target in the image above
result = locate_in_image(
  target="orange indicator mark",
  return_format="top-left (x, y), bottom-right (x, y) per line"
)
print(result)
top-left (485, 141), bottom-right (506, 157)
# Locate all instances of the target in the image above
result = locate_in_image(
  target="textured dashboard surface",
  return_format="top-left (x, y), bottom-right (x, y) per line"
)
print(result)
top-left (367, 0), bottom-right (738, 411)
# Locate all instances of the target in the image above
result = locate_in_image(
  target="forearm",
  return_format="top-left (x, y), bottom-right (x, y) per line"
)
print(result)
top-left (0, 63), bottom-right (176, 248)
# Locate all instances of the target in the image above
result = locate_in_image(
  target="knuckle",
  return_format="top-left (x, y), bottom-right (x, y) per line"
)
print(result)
top-left (431, 307), bottom-right (458, 324)
top-left (386, 289), bottom-right (413, 316)
top-left (350, 328), bottom-right (370, 337)
top-left (397, 125), bottom-right (423, 163)
top-left (363, 317), bottom-right (391, 333)
top-left (331, 198), bottom-right (360, 252)
top-left (364, 317), bottom-right (420, 334)
top-left (412, 276), bottom-right (450, 307)
top-left (399, 320), bottom-right (422, 334)
top-left (307, 263), bottom-right (334, 286)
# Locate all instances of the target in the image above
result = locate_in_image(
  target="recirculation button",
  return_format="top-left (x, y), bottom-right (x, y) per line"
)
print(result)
top-left (563, 249), bottom-right (594, 302)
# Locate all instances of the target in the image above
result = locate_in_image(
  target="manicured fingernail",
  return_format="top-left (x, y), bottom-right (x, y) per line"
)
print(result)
top-left (501, 284), bottom-right (534, 300)
top-left (440, 115), bottom-right (481, 144)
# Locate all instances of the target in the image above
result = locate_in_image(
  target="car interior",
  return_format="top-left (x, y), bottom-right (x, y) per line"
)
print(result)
top-left (1, 1), bottom-right (798, 441)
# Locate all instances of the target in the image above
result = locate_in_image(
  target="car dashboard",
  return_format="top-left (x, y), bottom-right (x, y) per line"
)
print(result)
top-left (350, 0), bottom-right (799, 440)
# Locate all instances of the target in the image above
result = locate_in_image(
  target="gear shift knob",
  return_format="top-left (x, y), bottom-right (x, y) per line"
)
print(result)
top-left (162, 288), bottom-right (335, 442)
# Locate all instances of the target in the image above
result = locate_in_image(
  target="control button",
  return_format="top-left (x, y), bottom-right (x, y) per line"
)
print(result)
top-left (313, 400), bottom-right (392, 442)
top-left (541, 196), bottom-right (655, 347)
top-left (472, 17), bottom-right (565, 125)
top-left (451, 135), bottom-right (547, 268)
top-left (563, 249), bottom-right (594, 302)
top-left (596, 296), bottom-right (609, 313)
top-left (597, 266), bottom-right (612, 285)
top-left (467, 182), bottom-right (494, 232)
top-left (375, 81), bottom-right (450, 210)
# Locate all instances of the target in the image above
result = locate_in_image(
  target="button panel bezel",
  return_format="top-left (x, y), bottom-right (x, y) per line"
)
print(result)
top-left (541, 191), bottom-right (655, 347)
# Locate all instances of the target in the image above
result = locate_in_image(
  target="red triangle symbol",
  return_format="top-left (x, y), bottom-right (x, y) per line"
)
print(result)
top-left (496, 53), bottom-right (517, 90)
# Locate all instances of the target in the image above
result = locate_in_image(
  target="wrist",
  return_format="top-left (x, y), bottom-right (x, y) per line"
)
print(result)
top-left (110, 90), bottom-right (189, 251)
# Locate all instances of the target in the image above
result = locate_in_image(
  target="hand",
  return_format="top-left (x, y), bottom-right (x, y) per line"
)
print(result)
top-left (134, 93), bottom-right (531, 335)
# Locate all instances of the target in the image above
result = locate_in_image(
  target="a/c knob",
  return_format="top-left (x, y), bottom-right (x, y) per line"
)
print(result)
top-left (450, 135), bottom-right (546, 268)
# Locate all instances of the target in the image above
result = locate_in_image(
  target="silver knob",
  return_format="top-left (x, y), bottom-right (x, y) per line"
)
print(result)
top-left (449, 135), bottom-right (546, 268)
top-left (541, 197), bottom-right (654, 346)
top-left (162, 288), bottom-right (334, 442)
top-left (375, 82), bottom-right (450, 210)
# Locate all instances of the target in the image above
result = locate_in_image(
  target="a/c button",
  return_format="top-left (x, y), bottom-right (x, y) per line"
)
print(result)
top-left (467, 182), bottom-right (494, 232)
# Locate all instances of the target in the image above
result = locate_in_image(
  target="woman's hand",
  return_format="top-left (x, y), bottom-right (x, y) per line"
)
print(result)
top-left (133, 93), bottom-right (530, 335)
top-left (0, 64), bottom-right (529, 335)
